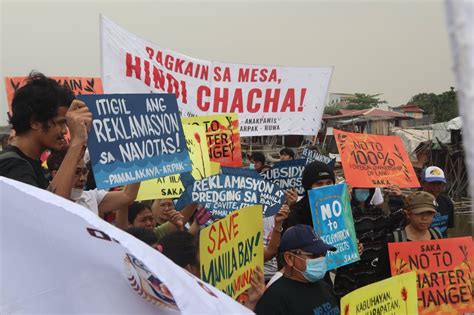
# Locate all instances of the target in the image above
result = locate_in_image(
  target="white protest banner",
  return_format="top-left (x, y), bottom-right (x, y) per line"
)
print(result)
top-left (101, 15), bottom-right (333, 136)
top-left (0, 177), bottom-right (251, 314)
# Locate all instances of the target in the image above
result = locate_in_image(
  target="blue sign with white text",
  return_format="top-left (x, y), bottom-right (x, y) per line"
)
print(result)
top-left (176, 167), bottom-right (285, 219)
top-left (301, 147), bottom-right (336, 169)
top-left (260, 159), bottom-right (306, 196)
top-left (308, 183), bottom-right (360, 270)
top-left (78, 94), bottom-right (192, 189)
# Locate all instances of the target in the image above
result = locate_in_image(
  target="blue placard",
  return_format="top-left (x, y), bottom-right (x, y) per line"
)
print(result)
top-left (176, 167), bottom-right (285, 219)
top-left (308, 183), bottom-right (360, 270)
top-left (78, 94), bottom-right (192, 189)
top-left (301, 147), bottom-right (336, 169)
top-left (260, 159), bottom-right (306, 196)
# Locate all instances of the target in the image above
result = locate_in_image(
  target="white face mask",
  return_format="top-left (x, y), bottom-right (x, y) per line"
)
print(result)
top-left (70, 188), bottom-right (84, 201)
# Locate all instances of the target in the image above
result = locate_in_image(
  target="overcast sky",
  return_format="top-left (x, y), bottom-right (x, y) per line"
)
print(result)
top-left (0, 0), bottom-right (455, 125)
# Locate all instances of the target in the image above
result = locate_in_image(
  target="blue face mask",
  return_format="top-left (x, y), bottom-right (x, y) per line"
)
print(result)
top-left (294, 256), bottom-right (327, 282)
top-left (354, 189), bottom-right (370, 202)
top-left (249, 163), bottom-right (255, 170)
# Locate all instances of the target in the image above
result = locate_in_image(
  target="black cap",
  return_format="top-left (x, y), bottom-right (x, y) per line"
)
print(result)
top-left (302, 161), bottom-right (335, 191)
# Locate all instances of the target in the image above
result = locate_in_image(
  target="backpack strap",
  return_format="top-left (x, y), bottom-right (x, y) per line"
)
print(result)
top-left (429, 228), bottom-right (443, 239)
top-left (392, 229), bottom-right (407, 242)
top-left (0, 151), bottom-right (34, 173)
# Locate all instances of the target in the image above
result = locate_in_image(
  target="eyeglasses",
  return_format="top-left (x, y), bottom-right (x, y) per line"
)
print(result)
top-left (75, 168), bottom-right (89, 176)
top-left (290, 250), bottom-right (326, 259)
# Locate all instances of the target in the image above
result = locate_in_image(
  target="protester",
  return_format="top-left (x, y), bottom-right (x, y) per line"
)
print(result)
top-left (158, 231), bottom-right (266, 311)
top-left (157, 231), bottom-right (200, 276)
top-left (128, 201), bottom-right (184, 240)
top-left (333, 187), bottom-right (402, 297)
top-left (151, 198), bottom-right (175, 226)
top-left (255, 224), bottom-right (339, 315)
top-left (0, 72), bottom-right (92, 199)
top-left (47, 150), bottom-right (140, 217)
top-left (125, 227), bottom-right (159, 248)
top-left (283, 161), bottom-right (335, 231)
top-left (279, 148), bottom-right (295, 161)
top-left (377, 191), bottom-right (443, 279)
top-left (421, 166), bottom-right (454, 236)
top-left (263, 204), bottom-right (290, 282)
top-left (249, 152), bottom-right (270, 173)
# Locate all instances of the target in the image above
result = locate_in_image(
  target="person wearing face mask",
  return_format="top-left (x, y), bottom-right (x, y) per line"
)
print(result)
top-left (255, 224), bottom-right (339, 315)
top-left (333, 187), bottom-right (398, 298)
top-left (47, 149), bottom-right (140, 219)
top-left (249, 152), bottom-right (270, 173)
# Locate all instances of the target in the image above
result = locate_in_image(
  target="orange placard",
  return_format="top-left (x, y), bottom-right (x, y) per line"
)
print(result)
top-left (389, 237), bottom-right (474, 315)
top-left (5, 76), bottom-right (103, 114)
top-left (334, 129), bottom-right (420, 188)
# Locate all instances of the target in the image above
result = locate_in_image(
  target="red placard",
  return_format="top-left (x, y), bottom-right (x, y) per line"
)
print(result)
top-left (334, 129), bottom-right (420, 188)
top-left (389, 237), bottom-right (474, 314)
top-left (5, 76), bottom-right (103, 114)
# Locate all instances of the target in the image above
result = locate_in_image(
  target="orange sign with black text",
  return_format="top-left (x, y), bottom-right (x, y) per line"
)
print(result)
top-left (334, 129), bottom-right (420, 188)
top-left (5, 76), bottom-right (103, 113)
top-left (389, 237), bottom-right (474, 315)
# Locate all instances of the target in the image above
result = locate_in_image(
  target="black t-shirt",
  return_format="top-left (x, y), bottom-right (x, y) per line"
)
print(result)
top-left (436, 194), bottom-right (454, 228)
top-left (255, 276), bottom-right (340, 315)
top-left (0, 146), bottom-right (49, 189)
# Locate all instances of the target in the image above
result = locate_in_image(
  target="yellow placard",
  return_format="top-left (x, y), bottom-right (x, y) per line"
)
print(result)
top-left (136, 124), bottom-right (211, 200)
top-left (209, 161), bottom-right (221, 175)
top-left (340, 272), bottom-right (419, 315)
top-left (182, 113), bottom-right (243, 167)
top-left (199, 205), bottom-right (263, 299)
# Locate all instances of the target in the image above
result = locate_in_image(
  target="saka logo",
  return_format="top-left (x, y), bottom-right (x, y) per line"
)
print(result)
top-left (124, 253), bottom-right (179, 310)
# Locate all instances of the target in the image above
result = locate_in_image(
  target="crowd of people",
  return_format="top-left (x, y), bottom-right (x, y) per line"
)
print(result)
top-left (0, 72), bottom-right (461, 314)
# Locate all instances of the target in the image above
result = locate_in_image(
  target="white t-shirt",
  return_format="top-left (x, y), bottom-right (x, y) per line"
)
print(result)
top-left (370, 188), bottom-right (384, 206)
top-left (263, 216), bottom-right (278, 281)
top-left (76, 189), bottom-right (108, 215)
top-left (266, 271), bottom-right (283, 288)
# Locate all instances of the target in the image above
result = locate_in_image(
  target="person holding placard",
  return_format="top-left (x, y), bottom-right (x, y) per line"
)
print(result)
top-left (47, 149), bottom-right (140, 218)
top-left (377, 191), bottom-right (443, 280)
top-left (249, 152), bottom-right (270, 173)
top-left (283, 161), bottom-right (335, 232)
top-left (279, 148), bottom-right (295, 161)
top-left (0, 72), bottom-right (92, 200)
top-left (255, 224), bottom-right (339, 315)
top-left (333, 187), bottom-right (402, 297)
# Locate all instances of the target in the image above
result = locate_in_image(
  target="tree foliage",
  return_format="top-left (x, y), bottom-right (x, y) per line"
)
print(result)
top-left (409, 87), bottom-right (458, 123)
top-left (324, 100), bottom-right (342, 115)
top-left (346, 93), bottom-right (387, 110)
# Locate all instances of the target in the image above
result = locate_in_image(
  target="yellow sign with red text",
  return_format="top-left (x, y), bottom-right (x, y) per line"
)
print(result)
top-left (199, 205), bottom-right (263, 299)
top-left (136, 124), bottom-right (211, 200)
top-left (341, 272), bottom-right (419, 315)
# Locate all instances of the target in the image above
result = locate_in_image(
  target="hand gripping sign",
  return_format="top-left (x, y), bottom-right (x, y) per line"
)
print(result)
top-left (308, 183), bottom-right (360, 270)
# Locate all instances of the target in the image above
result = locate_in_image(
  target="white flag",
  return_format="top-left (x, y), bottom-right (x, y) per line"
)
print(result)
top-left (100, 15), bottom-right (333, 137)
top-left (0, 177), bottom-right (251, 314)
